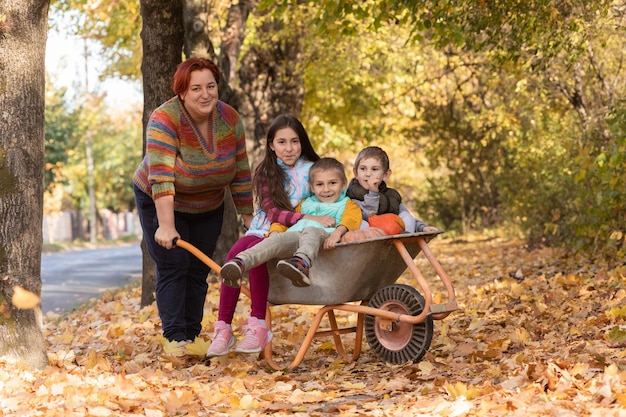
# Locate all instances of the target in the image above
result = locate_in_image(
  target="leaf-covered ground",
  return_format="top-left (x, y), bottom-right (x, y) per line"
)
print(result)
top-left (2, 235), bottom-right (626, 416)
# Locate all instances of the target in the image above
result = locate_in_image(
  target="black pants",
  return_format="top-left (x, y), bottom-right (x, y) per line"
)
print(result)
top-left (134, 185), bottom-right (223, 342)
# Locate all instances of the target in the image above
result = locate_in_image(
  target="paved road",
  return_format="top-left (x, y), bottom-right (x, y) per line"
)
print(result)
top-left (41, 244), bottom-right (142, 314)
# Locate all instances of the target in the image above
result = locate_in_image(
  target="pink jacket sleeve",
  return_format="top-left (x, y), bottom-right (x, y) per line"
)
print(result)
top-left (259, 180), bottom-right (305, 227)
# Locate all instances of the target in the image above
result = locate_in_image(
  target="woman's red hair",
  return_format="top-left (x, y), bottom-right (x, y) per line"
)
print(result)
top-left (172, 57), bottom-right (220, 96)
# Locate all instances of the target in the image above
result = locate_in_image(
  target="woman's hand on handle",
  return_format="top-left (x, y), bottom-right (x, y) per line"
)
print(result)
top-left (153, 195), bottom-right (179, 249)
top-left (155, 225), bottom-right (180, 249)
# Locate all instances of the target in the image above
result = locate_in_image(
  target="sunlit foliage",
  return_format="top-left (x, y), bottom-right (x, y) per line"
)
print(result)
top-left (44, 80), bottom-right (142, 215)
top-left (48, 0), bottom-right (626, 258)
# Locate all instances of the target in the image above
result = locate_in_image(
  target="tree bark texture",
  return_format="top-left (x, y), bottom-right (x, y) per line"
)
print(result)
top-left (217, 0), bottom-right (257, 145)
top-left (182, 0), bottom-right (304, 171)
top-left (237, 8), bottom-right (306, 170)
top-left (0, 0), bottom-right (50, 369)
top-left (139, 0), bottom-right (185, 307)
top-left (182, 0), bottom-right (218, 62)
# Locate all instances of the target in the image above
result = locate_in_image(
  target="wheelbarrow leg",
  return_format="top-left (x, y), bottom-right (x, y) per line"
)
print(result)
top-left (393, 238), bottom-right (458, 320)
top-left (415, 238), bottom-right (458, 319)
top-left (326, 309), bottom-right (364, 363)
top-left (261, 305), bottom-right (364, 371)
top-left (262, 305), bottom-right (331, 370)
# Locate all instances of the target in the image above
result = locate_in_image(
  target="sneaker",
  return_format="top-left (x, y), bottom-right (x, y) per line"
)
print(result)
top-left (206, 321), bottom-right (236, 358)
top-left (167, 339), bottom-right (192, 352)
top-left (220, 258), bottom-right (245, 288)
top-left (177, 339), bottom-right (193, 347)
top-left (276, 256), bottom-right (310, 287)
top-left (234, 317), bottom-right (273, 354)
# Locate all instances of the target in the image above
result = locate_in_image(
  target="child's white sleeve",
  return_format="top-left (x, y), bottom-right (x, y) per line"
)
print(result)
top-left (398, 204), bottom-right (416, 232)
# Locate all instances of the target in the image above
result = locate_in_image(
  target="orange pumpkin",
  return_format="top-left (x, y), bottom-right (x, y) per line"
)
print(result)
top-left (340, 227), bottom-right (387, 242)
top-left (367, 213), bottom-right (405, 235)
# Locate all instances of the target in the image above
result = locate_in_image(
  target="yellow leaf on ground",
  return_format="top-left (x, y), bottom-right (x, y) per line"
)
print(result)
top-left (163, 389), bottom-right (194, 413)
top-left (89, 406), bottom-right (113, 416)
top-left (80, 349), bottom-right (98, 369)
top-left (185, 337), bottom-right (210, 356)
top-left (287, 389), bottom-right (326, 404)
top-left (162, 339), bottom-right (188, 356)
top-left (615, 393), bottom-right (626, 407)
top-left (341, 381), bottom-right (366, 390)
top-left (316, 341), bottom-right (335, 351)
top-left (144, 409), bottom-right (164, 417)
top-left (445, 381), bottom-right (467, 399)
top-left (239, 394), bottom-right (258, 409)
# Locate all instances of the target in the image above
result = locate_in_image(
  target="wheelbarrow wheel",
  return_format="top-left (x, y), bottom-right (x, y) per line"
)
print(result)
top-left (365, 284), bottom-right (433, 364)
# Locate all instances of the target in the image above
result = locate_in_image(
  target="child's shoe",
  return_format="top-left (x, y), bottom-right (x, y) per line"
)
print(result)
top-left (220, 258), bottom-right (245, 288)
top-left (276, 256), bottom-right (310, 287)
top-left (206, 321), bottom-right (236, 358)
top-left (234, 317), bottom-right (273, 354)
top-left (177, 339), bottom-right (192, 347)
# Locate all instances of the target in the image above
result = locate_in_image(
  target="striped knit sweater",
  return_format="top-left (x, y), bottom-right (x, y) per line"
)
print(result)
top-left (133, 96), bottom-right (253, 215)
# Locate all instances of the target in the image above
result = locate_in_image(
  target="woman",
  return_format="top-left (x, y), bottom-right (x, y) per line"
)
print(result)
top-left (206, 114), bottom-right (335, 357)
top-left (133, 57), bottom-right (253, 345)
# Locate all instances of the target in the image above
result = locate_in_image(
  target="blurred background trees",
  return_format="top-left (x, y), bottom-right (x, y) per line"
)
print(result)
top-left (45, 0), bottom-right (626, 261)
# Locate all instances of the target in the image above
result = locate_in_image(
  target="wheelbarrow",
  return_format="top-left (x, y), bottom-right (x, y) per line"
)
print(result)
top-left (175, 230), bottom-right (458, 370)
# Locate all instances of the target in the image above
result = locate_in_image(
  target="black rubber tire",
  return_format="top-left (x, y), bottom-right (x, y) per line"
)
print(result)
top-left (365, 284), bottom-right (434, 364)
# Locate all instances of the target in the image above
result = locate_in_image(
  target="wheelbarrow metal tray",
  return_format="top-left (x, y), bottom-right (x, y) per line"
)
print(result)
top-left (266, 231), bottom-right (440, 306)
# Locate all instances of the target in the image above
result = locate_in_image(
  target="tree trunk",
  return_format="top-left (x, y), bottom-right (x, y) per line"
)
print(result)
top-left (238, 7), bottom-right (306, 169)
top-left (0, 0), bottom-right (50, 369)
top-left (138, 0), bottom-right (185, 307)
top-left (182, 0), bottom-right (219, 62)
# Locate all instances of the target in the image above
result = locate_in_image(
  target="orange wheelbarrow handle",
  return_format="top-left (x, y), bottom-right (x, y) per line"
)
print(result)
top-left (173, 238), bottom-right (222, 274)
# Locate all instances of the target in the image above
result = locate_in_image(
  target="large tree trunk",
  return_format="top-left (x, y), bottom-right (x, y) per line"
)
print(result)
top-left (0, 0), bottom-right (50, 369)
top-left (138, 0), bottom-right (185, 307)
top-left (238, 7), bottom-right (306, 169)
top-left (218, 0), bottom-right (258, 164)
